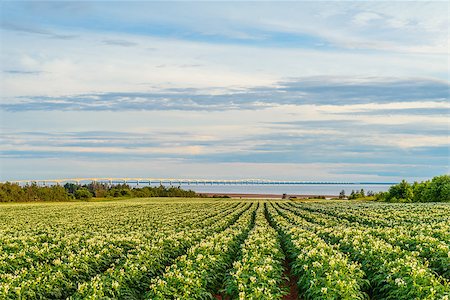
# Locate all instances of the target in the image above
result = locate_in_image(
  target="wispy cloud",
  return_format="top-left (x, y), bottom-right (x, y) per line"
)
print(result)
top-left (1, 21), bottom-right (78, 39)
top-left (2, 2), bottom-right (447, 53)
top-left (2, 77), bottom-right (448, 112)
top-left (101, 39), bottom-right (137, 47)
top-left (1, 123), bottom-right (447, 163)
top-left (3, 70), bottom-right (43, 75)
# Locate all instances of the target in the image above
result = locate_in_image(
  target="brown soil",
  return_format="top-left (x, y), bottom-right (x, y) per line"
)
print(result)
top-left (282, 258), bottom-right (300, 300)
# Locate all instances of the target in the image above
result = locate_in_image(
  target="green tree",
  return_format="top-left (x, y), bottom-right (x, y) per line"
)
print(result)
top-left (412, 181), bottom-right (429, 202)
top-left (427, 175), bottom-right (450, 202)
top-left (387, 180), bottom-right (413, 202)
top-left (0, 182), bottom-right (24, 202)
top-left (64, 183), bottom-right (79, 195)
top-left (360, 189), bottom-right (365, 198)
top-left (74, 188), bottom-right (92, 200)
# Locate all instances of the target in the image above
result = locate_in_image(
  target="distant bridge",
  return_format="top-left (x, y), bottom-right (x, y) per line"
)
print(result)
top-left (2, 178), bottom-right (396, 186)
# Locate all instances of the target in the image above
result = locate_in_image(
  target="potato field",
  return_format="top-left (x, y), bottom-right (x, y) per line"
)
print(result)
top-left (0, 199), bottom-right (449, 299)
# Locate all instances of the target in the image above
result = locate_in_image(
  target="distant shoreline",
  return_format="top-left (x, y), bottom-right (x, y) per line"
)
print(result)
top-left (198, 192), bottom-right (338, 199)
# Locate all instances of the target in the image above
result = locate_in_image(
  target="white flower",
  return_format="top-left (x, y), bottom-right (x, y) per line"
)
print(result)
top-left (112, 281), bottom-right (119, 289)
top-left (394, 278), bottom-right (406, 287)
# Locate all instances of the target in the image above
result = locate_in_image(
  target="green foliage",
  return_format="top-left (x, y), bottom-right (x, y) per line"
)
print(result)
top-left (74, 188), bottom-right (93, 200)
top-left (63, 183), bottom-right (79, 194)
top-left (129, 185), bottom-right (197, 198)
top-left (308, 195), bottom-right (326, 199)
top-left (146, 204), bottom-right (255, 299)
top-left (0, 182), bottom-right (198, 202)
top-left (225, 205), bottom-right (286, 299)
top-left (386, 180), bottom-right (413, 202)
top-left (0, 183), bottom-right (69, 202)
top-left (348, 189), bottom-right (366, 200)
top-left (376, 175), bottom-right (450, 203)
top-left (268, 204), bottom-right (368, 299)
top-left (426, 174), bottom-right (450, 202)
top-left (278, 202), bottom-right (450, 299)
top-left (0, 199), bottom-right (449, 299)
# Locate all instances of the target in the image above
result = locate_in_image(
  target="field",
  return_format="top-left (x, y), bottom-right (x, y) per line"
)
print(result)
top-left (0, 198), bottom-right (449, 299)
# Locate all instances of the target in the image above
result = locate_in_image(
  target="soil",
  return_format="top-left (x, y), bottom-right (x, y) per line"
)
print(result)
top-left (282, 258), bottom-right (300, 300)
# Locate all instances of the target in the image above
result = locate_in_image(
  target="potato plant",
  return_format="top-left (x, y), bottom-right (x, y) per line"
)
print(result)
top-left (225, 204), bottom-right (286, 299)
top-left (0, 199), bottom-right (448, 299)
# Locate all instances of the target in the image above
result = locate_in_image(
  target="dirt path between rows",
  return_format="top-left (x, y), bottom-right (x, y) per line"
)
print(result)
top-left (282, 257), bottom-right (300, 300)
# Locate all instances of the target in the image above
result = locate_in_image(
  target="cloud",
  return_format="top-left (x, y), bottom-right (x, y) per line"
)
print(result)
top-left (0, 2), bottom-right (448, 182)
top-left (3, 2), bottom-right (447, 54)
top-left (1, 121), bottom-right (447, 164)
top-left (101, 39), bottom-right (138, 47)
top-left (333, 107), bottom-right (449, 116)
top-left (1, 77), bottom-right (448, 112)
top-left (1, 105), bottom-right (447, 182)
top-left (352, 12), bottom-right (383, 26)
top-left (1, 22), bottom-right (78, 39)
top-left (3, 70), bottom-right (43, 75)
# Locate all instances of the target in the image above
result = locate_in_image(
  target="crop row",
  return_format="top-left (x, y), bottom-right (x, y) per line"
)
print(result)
top-left (276, 203), bottom-right (450, 299)
top-left (293, 202), bottom-right (449, 241)
top-left (0, 204), bottom-right (232, 274)
top-left (146, 203), bottom-right (257, 299)
top-left (0, 202), bottom-right (235, 276)
top-left (286, 202), bottom-right (450, 280)
top-left (224, 204), bottom-right (286, 299)
top-left (0, 202), bottom-right (247, 299)
top-left (70, 202), bottom-right (252, 299)
top-left (267, 203), bottom-right (367, 299)
top-left (1, 199), bottom-right (448, 300)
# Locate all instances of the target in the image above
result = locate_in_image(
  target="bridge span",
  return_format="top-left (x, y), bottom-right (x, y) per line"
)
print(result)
top-left (2, 178), bottom-right (395, 186)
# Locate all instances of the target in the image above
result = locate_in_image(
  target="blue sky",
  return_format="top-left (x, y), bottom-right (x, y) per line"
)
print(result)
top-left (0, 1), bottom-right (449, 181)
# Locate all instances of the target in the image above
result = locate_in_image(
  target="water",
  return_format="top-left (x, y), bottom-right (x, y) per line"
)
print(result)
top-left (150, 183), bottom-right (393, 196)
top-left (34, 181), bottom-right (393, 197)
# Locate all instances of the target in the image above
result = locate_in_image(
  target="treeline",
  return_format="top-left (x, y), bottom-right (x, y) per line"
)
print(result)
top-left (341, 175), bottom-right (449, 203)
top-left (375, 175), bottom-right (449, 203)
top-left (65, 183), bottom-right (198, 199)
top-left (0, 182), bottom-right (198, 202)
top-left (0, 183), bottom-right (69, 202)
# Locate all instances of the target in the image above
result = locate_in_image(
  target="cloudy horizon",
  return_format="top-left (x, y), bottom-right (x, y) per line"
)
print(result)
top-left (0, 1), bottom-right (448, 182)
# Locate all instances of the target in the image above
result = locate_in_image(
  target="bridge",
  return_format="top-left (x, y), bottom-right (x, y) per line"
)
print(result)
top-left (2, 178), bottom-right (396, 186)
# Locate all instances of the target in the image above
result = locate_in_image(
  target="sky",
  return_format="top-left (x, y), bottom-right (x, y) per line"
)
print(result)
top-left (0, 1), bottom-right (449, 182)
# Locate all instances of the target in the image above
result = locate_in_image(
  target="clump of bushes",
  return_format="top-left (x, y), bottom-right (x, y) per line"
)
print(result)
top-left (347, 189), bottom-right (375, 200)
top-left (74, 188), bottom-right (93, 200)
top-left (212, 194), bottom-right (231, 198)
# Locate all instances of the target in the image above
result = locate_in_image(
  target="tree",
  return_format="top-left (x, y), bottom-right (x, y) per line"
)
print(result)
top-left (339, 190), bottom-right (346, 199)
top-left (360, 189), bottom-right (365, 198)
top-left (0, 182), bottom-right (24, 202)
top-left (375, 175), bottom-right (449, 203)
top-left (387, 180), bottom-right (413, 202)
top-left (412, 181), bottom-right (429, 202)
top-left (427, 175), bottom-right (450, 202)
top-left (74, 188), bottom-right (92, 200)
top-left (64, 183), bottom-right (79, 195)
